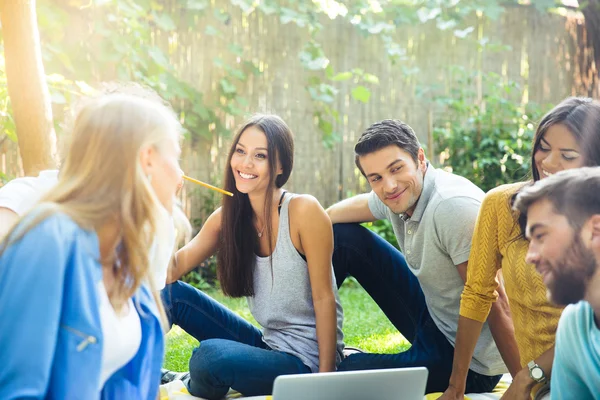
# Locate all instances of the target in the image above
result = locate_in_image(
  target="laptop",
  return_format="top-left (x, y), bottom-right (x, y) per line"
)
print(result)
top-left (271, 367), bottom-right (428, 400)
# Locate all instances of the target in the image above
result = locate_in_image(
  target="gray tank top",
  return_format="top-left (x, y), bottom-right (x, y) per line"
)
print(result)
top-left (247, 194), bottom-right (345, 372)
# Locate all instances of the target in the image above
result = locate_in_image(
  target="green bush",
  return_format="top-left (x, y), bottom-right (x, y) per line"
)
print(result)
top-left (433, 68), bottom-right (544, 193)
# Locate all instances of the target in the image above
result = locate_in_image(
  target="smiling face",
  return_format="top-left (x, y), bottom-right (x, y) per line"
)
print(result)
top-left (359, 145), bottom-right (427, 215)
top-left (525, 198), bottom-right (598, 305)
top-left (229, 125), bottom-right (281, 195)
top-left (533, 123), bottom-right (584, 180)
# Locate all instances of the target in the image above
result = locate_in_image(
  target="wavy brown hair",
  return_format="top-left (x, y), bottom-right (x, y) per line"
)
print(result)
top-left (512, 97), bottom-right (600, 236)
top-left (218, 114), bottom-right (294, 297)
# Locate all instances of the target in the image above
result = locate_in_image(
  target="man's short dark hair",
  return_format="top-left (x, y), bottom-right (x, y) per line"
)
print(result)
top-left (514, 167), bottom-right (600, 231)
top-left (354, 119), bottom-right (421, 176)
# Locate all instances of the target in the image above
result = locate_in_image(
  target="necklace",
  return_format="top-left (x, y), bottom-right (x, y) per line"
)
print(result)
top-left (256, 223), bottom-right (266, 238)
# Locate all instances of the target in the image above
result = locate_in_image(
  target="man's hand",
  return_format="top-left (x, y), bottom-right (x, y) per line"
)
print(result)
top-left (500, 370), bottom-right (534, 400)
top-left (437, 385), bottom-right (465, 400)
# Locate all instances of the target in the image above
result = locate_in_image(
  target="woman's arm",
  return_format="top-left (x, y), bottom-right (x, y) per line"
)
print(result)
top-left (293, 195), bottom-right (338, 372)
top-left (167, 207), bottom-right (222, 283)
top-left (0, 216), bottom-right (70, 399)
top-left (441, 188), bottom-right (520, 399)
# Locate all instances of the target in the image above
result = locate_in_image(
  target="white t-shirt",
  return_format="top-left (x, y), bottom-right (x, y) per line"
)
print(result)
top-left (0, 170), bottom-right (59, 215)
top-left (97, 281), bottom-right (141, 387)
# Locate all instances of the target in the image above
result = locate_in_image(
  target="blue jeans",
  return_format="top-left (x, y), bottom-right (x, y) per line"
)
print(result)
top-left (332, 224), bottom-right (502, 394)
top-left (161, 281), bottom-right (310, 400)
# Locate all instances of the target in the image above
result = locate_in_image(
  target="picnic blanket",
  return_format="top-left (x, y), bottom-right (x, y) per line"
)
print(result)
top-left (159, 374), bottom-right (511, 400)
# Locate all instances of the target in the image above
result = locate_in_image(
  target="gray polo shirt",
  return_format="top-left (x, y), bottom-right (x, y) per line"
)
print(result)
top-left (368, 164), bottom-right (506, 376)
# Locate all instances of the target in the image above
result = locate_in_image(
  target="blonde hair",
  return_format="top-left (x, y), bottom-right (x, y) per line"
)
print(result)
top-left (1, 93), bottom-right (182, 319)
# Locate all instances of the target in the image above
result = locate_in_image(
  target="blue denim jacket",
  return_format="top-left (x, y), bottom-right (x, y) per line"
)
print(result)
top-left (0, 213), bottom-right (165, 399)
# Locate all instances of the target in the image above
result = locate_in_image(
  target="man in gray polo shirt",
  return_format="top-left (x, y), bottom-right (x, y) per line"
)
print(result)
top-left (327, 120), bottom-right (508, 394)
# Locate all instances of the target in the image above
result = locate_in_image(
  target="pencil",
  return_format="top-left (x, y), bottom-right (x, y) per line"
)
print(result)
top-left (182, 175), bottom-right (234, 197)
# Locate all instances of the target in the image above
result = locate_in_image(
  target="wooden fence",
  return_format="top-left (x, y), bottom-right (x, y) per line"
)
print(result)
top-left (1, 5), bottom-right (583, 224)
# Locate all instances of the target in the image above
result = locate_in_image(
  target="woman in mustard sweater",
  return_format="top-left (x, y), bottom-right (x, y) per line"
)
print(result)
top-left (439, 97), bottom-right (600, 400)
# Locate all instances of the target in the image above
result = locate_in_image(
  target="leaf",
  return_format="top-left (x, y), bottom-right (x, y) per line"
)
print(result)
top-left (153, 12), bottom-right (176, 31)
top-left (385, 43), bottom-right (406, 59)
top-left (219, 79), bottom-right (237, 94)
top-left (50, 91), bottom-right (67, 104)
top-left (213, 57), bottom-right (225, 68)
top-left (480, 3), bottom-right (506, 20)
top-left (299, 49), bottom-right (330, 70)
top-left (325, 65), bottom-right (334, 79)
top-left (244, 61), bottom-right (262, 75)
top-left (227, 103), bottom-right (243, 115)
top-left (231, 0), bottom-right (255, 13)
top-left (362, 73), bottom-right (379, 84)
top-left (46, 73), bottom-right (65, 83)
top-left (228, 43), bottom-right (244, 56)
top-left (205, 25), bottom-right (221, 36)
top-left (226, 66), bottom-right (246, 80)
top-left (186, 0), bottom-right (209, 11)
top-left (148, 46), bottom-right (169, 68)
top-left (2, 115), bottom-right (17, 142)
top-left (437, 19), bottom-right (457, 31)
top-left (308, 84), bottom-right (337, 103)
top-left (258, 0), bottom-right (278, 15)
top-left (318, 117), bottom-right (333, 136)
top-left (417, 7), bottom-right (441, 23)
top-left (193, 103), bottom-right (211, 120)
top-left (331, 71), bottom-right (353, 81)
top-left (75, 81), bottom-right (97, 96)
top-left (214, 9), bottom-right (231, 24)
top-left (454, 26), bottom-right (474, 39)
top-left (351, 86), bottom-right (371, 103)
top-left (280, 7), bottom-right (307, 27)
top-left (365, 22), bottom-right (394, 34)
top-left (236, 96), bottom-right (249, 107)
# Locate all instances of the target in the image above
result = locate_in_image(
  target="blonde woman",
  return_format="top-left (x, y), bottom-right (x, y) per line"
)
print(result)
top-left (0, 93), bottom-right (183, 399)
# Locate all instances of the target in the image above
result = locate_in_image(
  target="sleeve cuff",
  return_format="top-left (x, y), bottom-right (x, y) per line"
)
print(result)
top-left (459, 300), bottom-right (493, 323)
top-left (367, 191), bottom-right (387, 220)
top-left (452, 249), bottom-right (471, 266)
top-left (0, 198), bottom-right (23, 215)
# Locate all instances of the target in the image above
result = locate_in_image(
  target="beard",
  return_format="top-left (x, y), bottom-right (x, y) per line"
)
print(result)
top-left (546, 234), bottom-right (597, 306)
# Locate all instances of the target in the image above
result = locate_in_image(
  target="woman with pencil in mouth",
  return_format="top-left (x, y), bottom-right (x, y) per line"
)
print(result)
top-left (161, 114), bottom-right (345, 399)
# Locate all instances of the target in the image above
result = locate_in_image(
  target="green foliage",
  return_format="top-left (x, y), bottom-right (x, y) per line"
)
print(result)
top-left (0, 45), bottom-right (16, 147)
top-left (432, 67), bottom-right (544, 192)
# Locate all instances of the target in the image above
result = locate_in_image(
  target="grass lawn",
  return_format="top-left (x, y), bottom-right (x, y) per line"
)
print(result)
top-left (163, 280), bottom-right (411, 371)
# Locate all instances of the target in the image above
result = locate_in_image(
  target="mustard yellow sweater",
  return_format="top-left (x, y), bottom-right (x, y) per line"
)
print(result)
top-left (460, 183), bottom-right (563, 368)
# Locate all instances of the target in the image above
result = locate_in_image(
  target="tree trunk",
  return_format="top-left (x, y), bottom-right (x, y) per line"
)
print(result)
top-left (0, 0), bottom-right (57, 175)
top-left (582, 0), bottom-right (600, 97)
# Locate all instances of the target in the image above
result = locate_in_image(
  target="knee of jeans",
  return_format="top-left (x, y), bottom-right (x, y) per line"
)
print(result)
top-left (189, 339), bottom-right (229, 380)
top-left (161, 281), bottom-right (188, 325)
top-left (161, 281), bottom-right (183, 307)
top-left (333, 223), bottom-right (367, 243)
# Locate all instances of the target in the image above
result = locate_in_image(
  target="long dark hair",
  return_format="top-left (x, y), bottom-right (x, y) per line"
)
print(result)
top-left (218, 114), bottom-right (294, 297)
top-left (513, 97), bottom-right (600, 235)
